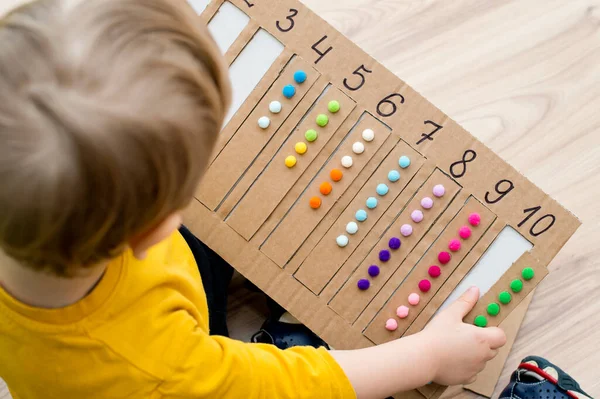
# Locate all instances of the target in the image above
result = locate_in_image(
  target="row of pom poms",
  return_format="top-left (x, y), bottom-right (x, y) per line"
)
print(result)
top-left (355, 184), bottom-right (446, 291)
top-left (258, 70), bottom-right (307, 130)
top-left (309, 129), bottom-right (376, 210)
top-left (284, 81), bottom-right (341, 168)
top-left (384, 211), bottom-right (481, 332)
top-left (473, 267), bottom-right (535, 327)
top-left (335, 155), bottom-right (412, 248)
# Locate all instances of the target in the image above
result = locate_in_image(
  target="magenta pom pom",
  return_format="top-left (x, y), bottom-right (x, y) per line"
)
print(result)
top-left (418, 279), bottom-right (432, 292)
top-left (448, 239), bottom-right (461, 252)
top-left (438, 251), bottom-right (451, 265)
top-left (459, 226), bottom-right (472, 239)
top-left (468, 213), bottom-right (481, 227)
top-left (428, 265), bottom-right (441, 278)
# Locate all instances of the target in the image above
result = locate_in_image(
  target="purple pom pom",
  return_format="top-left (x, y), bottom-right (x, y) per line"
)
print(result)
top-left (357, 279), bottom-right (370, 290)
top-left (389, 237), bottom-right (401, 250)
top-left (368, 265), bottom-right (380, 277)
top-left (379, 249), bottom-right (391, 262)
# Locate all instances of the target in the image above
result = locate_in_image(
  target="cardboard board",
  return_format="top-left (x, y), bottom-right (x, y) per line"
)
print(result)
top-left (184, 1), bottom-right (581, 397)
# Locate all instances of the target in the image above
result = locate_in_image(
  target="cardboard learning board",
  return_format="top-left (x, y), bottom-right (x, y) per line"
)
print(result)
top-left (182, 0), bottom-right (581, 397)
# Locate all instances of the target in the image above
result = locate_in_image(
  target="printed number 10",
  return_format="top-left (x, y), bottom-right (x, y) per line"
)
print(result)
top-left (518, 206), bottom-right (556, 237)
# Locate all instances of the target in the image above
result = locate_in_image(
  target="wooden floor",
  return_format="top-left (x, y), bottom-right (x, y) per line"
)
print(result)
top-left (1, 0), bottom-right (599, 398)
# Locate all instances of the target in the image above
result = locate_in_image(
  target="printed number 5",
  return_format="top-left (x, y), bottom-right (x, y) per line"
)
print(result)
top-left (343, 65), bottom-right (372, 91)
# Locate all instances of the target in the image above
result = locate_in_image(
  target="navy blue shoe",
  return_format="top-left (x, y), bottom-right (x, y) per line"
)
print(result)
top-left (500, 356), bottom-right (592, 399)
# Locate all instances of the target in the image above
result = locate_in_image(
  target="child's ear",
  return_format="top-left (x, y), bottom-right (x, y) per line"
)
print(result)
top-left (128, 213), bottom-right (183, 260)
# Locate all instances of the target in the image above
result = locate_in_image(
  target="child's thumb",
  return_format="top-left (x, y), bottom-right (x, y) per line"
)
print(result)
top-left (450, 286), bottom-right (480, 318)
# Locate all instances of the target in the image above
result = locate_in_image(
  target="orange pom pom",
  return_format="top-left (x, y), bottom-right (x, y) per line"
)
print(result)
top-left (330, 169), bottom-right (343, 182)
top-left (320, 182), bottom-right (332, 196)
top-left (309, 196), bottom-right (322, 209)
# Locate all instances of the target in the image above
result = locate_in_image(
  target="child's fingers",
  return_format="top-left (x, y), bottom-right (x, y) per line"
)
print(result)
top-left (483, 327), bottom-right (506, 349)
top-left (449, 286), bottom-right (480, 318)
top-left (466, 375), bottom-right (478, 385)
top-left (486, 349), bottom-right (499, 360)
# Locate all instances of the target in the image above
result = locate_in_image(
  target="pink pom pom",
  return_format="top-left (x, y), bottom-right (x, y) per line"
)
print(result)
top-left (396, 306), bottom-right (409, 319)
top-left (418, 279), bottom-right (431, 292)
top-left (448, 239), bottom-right (461, 252)
top-left (438, 251), bottom-right (451, 265)
top-left (459, 226), bottom-right (472, 239)
top-left (385, 318), bottom-right (398, 331)
top-left (408, 293), bottom-right (420, 306)
top-left (433, 184), bottom-right (445, 198)
top-left (468, 213), bottom-right (481, 227)
top-left (411, 210), bottom-right (424, 223)
top-left (421, 197), bottom-right (434, 209)
top-left (400, 224), bottom-right (413, 237)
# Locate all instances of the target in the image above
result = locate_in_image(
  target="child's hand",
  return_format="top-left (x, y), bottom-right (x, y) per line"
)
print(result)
top-left (424, 286), bottom-right (507, 386)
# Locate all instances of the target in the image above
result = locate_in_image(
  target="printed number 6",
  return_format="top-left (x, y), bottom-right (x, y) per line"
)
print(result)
top-left (377, 93), bottom-right (405, 117)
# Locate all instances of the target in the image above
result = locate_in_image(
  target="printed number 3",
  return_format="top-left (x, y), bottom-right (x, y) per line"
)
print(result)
top-left (276, 9), bottom-right (298, 32)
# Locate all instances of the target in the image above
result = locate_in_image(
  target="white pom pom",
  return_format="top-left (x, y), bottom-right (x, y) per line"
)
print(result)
top-left (341, 155), bottom-right (353, 168)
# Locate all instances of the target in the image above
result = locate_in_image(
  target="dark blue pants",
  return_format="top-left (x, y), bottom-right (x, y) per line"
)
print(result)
top-left (179, 226), bottom-right (234, 337)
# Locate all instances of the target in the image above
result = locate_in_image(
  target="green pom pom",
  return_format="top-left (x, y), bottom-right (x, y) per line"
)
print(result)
top-left (305, 129), bottom-right (318, 142)
top-left (499, 291), bottom-right (512, 305)
top-left (474, 315), bottom-right (487, 328)
top-left (487, 303), bottom-right (500, 316)
top-left (510, 279), bottom-right (524, 293)
top-left (328, 100), bottom-right (340, 113)
top-left (316, 114), bottom-right (329, 127)
top-left (522, 267), bottom-right (535, 281)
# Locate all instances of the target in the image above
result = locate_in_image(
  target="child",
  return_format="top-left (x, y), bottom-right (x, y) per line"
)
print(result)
top-left (0, 1), bottom-right (506, 398)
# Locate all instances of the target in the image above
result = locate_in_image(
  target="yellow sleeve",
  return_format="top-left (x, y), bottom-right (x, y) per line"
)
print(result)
top-left (157, 326), bottom-right (356, 399)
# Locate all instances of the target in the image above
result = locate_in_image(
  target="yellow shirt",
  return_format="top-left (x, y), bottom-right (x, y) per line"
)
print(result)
top-left (0, 232), bottom-right (355, 399)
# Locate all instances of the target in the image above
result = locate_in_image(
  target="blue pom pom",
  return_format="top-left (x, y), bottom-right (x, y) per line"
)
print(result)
top-left (399, 156), bottom-right (411, 169)
top-left (355, 209), bottom-right (368, 222)
top-left (294, 70), bottom-right (307, 84)
top-left (388, 170), bottom-right (400, 182)
top-left (376, 184), bottom-right (389, 196)
top-left (282, 84), bottom-right (296, 99)
top-left (366, 197), bottom-right (378, 209)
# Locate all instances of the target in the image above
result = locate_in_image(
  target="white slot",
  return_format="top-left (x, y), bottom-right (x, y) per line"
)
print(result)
top-left (207, 2), bottom-right (250, 54)
top-left (223, 29), bottom-right (284, 127)
top-left (187, 0), bottom-right (211, 15)
top-left (437, 226), bottom-right (533, 313)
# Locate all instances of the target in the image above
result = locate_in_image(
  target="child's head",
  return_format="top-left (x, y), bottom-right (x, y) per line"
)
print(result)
top-left (0, 0), bottom-right (231, 276)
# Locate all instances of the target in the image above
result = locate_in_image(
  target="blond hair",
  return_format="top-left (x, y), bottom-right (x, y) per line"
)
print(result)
top-left (0, 0), bottom-right (231, 276)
